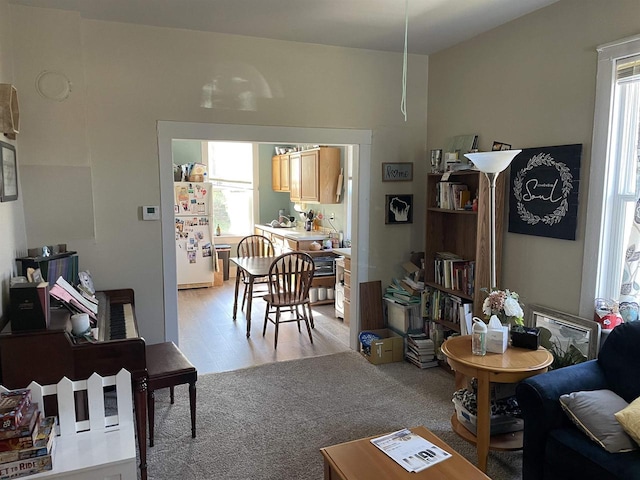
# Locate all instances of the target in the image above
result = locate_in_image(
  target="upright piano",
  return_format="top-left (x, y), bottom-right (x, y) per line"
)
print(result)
top-left (0, 289), bottom-right (148, 480)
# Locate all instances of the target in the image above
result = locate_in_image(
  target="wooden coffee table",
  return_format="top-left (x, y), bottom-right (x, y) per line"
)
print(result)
top-left (441, 335), bottom-right (553, 473)
top-left (320, 426), bottom-right (490, 480)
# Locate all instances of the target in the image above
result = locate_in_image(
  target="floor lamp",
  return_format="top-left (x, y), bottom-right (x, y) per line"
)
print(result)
top-left (464, 150), bottom-right (521, 290)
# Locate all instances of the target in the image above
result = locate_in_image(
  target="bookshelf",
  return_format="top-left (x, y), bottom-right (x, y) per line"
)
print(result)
top-left (15, 251), bottom-right (78, 285)
top-left (424, 170), bottom-right (505, 331)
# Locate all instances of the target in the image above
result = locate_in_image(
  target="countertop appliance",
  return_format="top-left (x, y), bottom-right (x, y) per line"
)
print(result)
top-left (313, 256), bottom-right (336, 277)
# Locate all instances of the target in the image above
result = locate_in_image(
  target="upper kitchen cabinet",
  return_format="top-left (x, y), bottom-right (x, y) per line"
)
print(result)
top-left (289, 147), bottom-right (341, 204)
top-left (272, 154), bottom-right (290, 192)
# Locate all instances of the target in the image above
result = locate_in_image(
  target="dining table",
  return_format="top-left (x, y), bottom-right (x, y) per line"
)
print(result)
top-left (230, 256), bottom-right (276, 337)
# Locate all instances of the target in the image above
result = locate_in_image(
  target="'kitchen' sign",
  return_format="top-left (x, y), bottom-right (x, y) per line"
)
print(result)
top-left (508, 144), bottom-right (581, 241)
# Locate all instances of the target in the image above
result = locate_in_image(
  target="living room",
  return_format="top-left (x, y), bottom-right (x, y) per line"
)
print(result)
top-left (0, 1), bottom-right (639, 479)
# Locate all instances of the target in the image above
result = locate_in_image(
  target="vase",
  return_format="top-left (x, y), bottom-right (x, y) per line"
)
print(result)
top-left (510, 326), bottom-right (540, 350)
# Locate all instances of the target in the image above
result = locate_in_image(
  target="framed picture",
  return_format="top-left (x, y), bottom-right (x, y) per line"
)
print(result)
top-left (385, 194), bottom-right (413, 224)
top-left (492, 141), bottom-right (512, 151)
top-left (0, 141), bottom-right (17, 202)
top-left (382, 162), bottom-right (413, 182)
top-left (508, 144), bottom-right (581, 240)
top-left (528, 304), bottom-right (601, 361)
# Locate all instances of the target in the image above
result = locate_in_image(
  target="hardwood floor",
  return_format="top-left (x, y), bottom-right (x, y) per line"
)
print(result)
top-left (177, 280), bottom-right (351, 374)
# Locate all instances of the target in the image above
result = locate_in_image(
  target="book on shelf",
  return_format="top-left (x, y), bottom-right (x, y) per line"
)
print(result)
top-left (370, 428), bottom-right (452, 472)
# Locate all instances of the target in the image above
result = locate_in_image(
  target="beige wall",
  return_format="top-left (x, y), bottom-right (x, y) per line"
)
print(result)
top-left (10, 5), bottom-right (429, 342)
top-left (0, 0), bottom-right (28, 325)
top-left (427, 0), bottom-right (640, 315)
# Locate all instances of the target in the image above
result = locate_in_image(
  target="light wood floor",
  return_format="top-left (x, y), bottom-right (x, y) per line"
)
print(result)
top-left (177, 279), bottom-right (351, 374)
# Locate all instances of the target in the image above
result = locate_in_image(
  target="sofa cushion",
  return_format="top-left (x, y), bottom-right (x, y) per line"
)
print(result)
top-left (545, 427), bottom-right (640, 480)
top-left (615, 396), bottom-right (640, 446)
top-left (559, 389), bottom-right (636, 453)
top-left (598, 321), bottom-right (640, 403)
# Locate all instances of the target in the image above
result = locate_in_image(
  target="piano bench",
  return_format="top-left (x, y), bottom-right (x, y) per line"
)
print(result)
top-left (146, 341), bottom-right (197, 447)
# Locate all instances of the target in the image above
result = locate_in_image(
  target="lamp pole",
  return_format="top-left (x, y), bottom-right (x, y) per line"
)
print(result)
top-left (485, 171), bottom-right (499, 291)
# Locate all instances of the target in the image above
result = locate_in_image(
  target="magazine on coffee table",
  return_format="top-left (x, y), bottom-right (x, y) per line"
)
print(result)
top-left (370, 428), bottom-right (452, 473)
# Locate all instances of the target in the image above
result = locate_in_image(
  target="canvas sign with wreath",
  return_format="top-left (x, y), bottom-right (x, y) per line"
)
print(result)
top-left (508, 144), bottom-right (581, 241)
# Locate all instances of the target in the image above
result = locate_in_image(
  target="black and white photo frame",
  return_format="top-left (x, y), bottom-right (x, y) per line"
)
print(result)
top-left (385, 194), bottom-right (413, 224)
top-left (0, 141), bottom-right (17, 202)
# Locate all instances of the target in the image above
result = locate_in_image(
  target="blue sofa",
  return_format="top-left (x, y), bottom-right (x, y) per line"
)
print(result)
top-left (516, 321), bottom-right (640, 480)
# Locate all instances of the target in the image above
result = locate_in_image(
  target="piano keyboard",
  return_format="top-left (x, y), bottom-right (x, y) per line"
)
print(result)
top-left (96, 292), bottom-right (138, 341)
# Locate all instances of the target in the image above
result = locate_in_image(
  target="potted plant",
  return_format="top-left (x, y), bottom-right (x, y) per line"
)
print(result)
top-left (483, 289), bottom-right (540, 350)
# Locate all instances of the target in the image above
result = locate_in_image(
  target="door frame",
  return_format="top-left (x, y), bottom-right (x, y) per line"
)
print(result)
top-left (158, 121), bottom-right (372, 350)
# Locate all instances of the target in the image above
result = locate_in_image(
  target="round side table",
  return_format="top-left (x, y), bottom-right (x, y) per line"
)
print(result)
top-left (441, 335), bottom-right (553, 473)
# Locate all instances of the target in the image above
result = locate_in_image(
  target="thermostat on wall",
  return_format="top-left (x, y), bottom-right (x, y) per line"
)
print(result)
top-left (142, 206), bottom-right (160, 221)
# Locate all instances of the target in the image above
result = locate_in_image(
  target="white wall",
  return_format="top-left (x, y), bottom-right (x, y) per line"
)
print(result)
top-left (10, 5), bottom-right (429, 342)
top-left (427, 0), bottom-right (640, 315)
top-left (0, 0), bottom-right (28, 325)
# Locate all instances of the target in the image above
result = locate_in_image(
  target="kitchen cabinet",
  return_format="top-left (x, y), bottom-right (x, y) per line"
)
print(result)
top-left (271, 154), bottom-right (290, 192)
top-left (289, 147), bottom-right (341, 204)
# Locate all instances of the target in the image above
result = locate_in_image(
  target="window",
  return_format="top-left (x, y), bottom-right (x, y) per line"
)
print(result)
top-left (581, 35), bottom-right (640, 316)
top-left (205, 141), bottom-right (256, 235)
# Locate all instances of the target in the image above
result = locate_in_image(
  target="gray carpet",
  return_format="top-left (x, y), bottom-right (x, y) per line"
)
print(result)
top-left (145, 351), bottom-right (522, 479)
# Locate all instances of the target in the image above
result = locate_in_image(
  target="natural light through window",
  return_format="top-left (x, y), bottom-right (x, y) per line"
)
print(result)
top-left (206, 142), bottom-right (255, 235)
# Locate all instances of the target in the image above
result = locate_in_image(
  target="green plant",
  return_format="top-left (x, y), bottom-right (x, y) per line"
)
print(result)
top-left (538, 327), bottom-right (587, 369)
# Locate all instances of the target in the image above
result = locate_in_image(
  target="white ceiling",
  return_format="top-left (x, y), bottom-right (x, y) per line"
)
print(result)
top-left (9, 0), bottom-right (558, 55)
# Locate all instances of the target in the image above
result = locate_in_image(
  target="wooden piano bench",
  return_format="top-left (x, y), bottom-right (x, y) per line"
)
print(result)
top-left (146, 342), bottom-right (197, 447)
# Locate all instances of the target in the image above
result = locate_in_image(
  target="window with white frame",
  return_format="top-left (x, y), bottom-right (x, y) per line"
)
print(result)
top-left (205, 141), bottom-right (256, 236)
top-left (581, 36), bottom-right (640, 317)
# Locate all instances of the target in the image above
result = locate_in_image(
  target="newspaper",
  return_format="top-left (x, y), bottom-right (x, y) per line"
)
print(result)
top-left (370, 428), bottom-right (452, 473)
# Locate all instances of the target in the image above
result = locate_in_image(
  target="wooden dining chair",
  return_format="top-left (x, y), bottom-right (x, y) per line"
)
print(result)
top-left (237, 234), bottom-right (275, 311)
top-left (262, 252), bottom-right (315, 349)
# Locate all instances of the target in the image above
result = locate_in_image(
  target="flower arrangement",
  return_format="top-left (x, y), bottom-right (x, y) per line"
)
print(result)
top-left (482, 289), bottom-right (525, 326)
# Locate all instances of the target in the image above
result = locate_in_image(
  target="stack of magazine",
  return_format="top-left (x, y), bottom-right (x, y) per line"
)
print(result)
top-left (405, 333), bottom-right (438, 369)
top-left (370, 428), bottom-right (451, 473)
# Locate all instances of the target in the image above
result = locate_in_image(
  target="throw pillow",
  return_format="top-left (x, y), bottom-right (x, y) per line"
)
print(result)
top-left (559, 389), bottom-right (637, 453)
top-left (615, 396), bottom-right (640, 446)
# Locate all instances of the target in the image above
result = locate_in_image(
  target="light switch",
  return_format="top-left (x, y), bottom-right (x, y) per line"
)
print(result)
top-left (142, 206), bottom-right (160, 221)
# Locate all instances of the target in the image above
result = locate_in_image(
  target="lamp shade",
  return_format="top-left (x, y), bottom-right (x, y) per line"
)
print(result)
top-left (464, 150), bottom-right (522, 174)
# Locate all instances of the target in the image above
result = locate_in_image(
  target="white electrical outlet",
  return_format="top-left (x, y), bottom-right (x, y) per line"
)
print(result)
top-left (330, 213), bottom-right (335, 221)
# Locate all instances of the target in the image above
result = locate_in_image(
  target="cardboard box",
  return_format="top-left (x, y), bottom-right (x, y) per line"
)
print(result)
top-left (384, 299), bottom-right (423, 334)
top-left (360, 329), bottom-right (404, 365)
top-left (486, 326), bottom-right (509, 354)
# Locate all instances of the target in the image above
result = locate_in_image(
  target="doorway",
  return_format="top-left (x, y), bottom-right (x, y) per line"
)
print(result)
top-left (158, 122), bottom-right (372, 351)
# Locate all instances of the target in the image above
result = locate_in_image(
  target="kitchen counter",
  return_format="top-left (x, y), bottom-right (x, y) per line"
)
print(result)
top-left (332, 248), bottom-right (351, 258)
top-left (256, 224), bottom-right (329, 241)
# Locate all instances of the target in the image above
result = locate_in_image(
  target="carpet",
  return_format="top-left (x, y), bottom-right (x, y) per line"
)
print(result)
top-left (145, 351), bottom-right (522, 479)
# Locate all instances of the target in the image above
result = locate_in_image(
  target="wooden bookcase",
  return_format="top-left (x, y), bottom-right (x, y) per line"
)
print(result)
top-left (424, 170), bottom-right (506, 331)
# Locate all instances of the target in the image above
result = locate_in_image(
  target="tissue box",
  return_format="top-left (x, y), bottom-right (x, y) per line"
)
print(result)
top-left (486, 325), bottom-right (509, 353)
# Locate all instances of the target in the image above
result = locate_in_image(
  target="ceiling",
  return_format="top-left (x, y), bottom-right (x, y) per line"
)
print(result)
top-left (9, 0), bottom-right (559, 55)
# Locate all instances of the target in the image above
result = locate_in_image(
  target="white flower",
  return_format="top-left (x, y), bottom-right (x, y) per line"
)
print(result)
top-left (482, 297), bottom-right (492, 316)
top-left (504, 296), bottom-right (524, 318)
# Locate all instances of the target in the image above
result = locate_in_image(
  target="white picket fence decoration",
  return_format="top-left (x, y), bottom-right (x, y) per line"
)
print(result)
top-left (0, 369), bottom-right (137, 479)
top-left (0, 369), bottom-right (133, 437)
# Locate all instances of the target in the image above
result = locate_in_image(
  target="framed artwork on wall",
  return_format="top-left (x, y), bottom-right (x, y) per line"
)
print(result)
top-left (382, 162), bottom-right (413, 182)
top-left (0, 141), bottom-right (17, 202)
top-left (508, 144), bottom-right (581, 240)
top-left (385, 194), bottom-right (413, 224)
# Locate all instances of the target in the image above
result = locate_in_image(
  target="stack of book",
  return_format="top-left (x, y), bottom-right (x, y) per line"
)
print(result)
top-left (0, 390), bottom-right (56, 480)
top-left (384, 279), bottom-right (421, 307)
top-left (405, 333), bottom-right (438, 369)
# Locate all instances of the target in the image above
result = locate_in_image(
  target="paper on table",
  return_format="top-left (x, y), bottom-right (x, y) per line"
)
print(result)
top-left (370, 428), bottom-right (452, 473)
